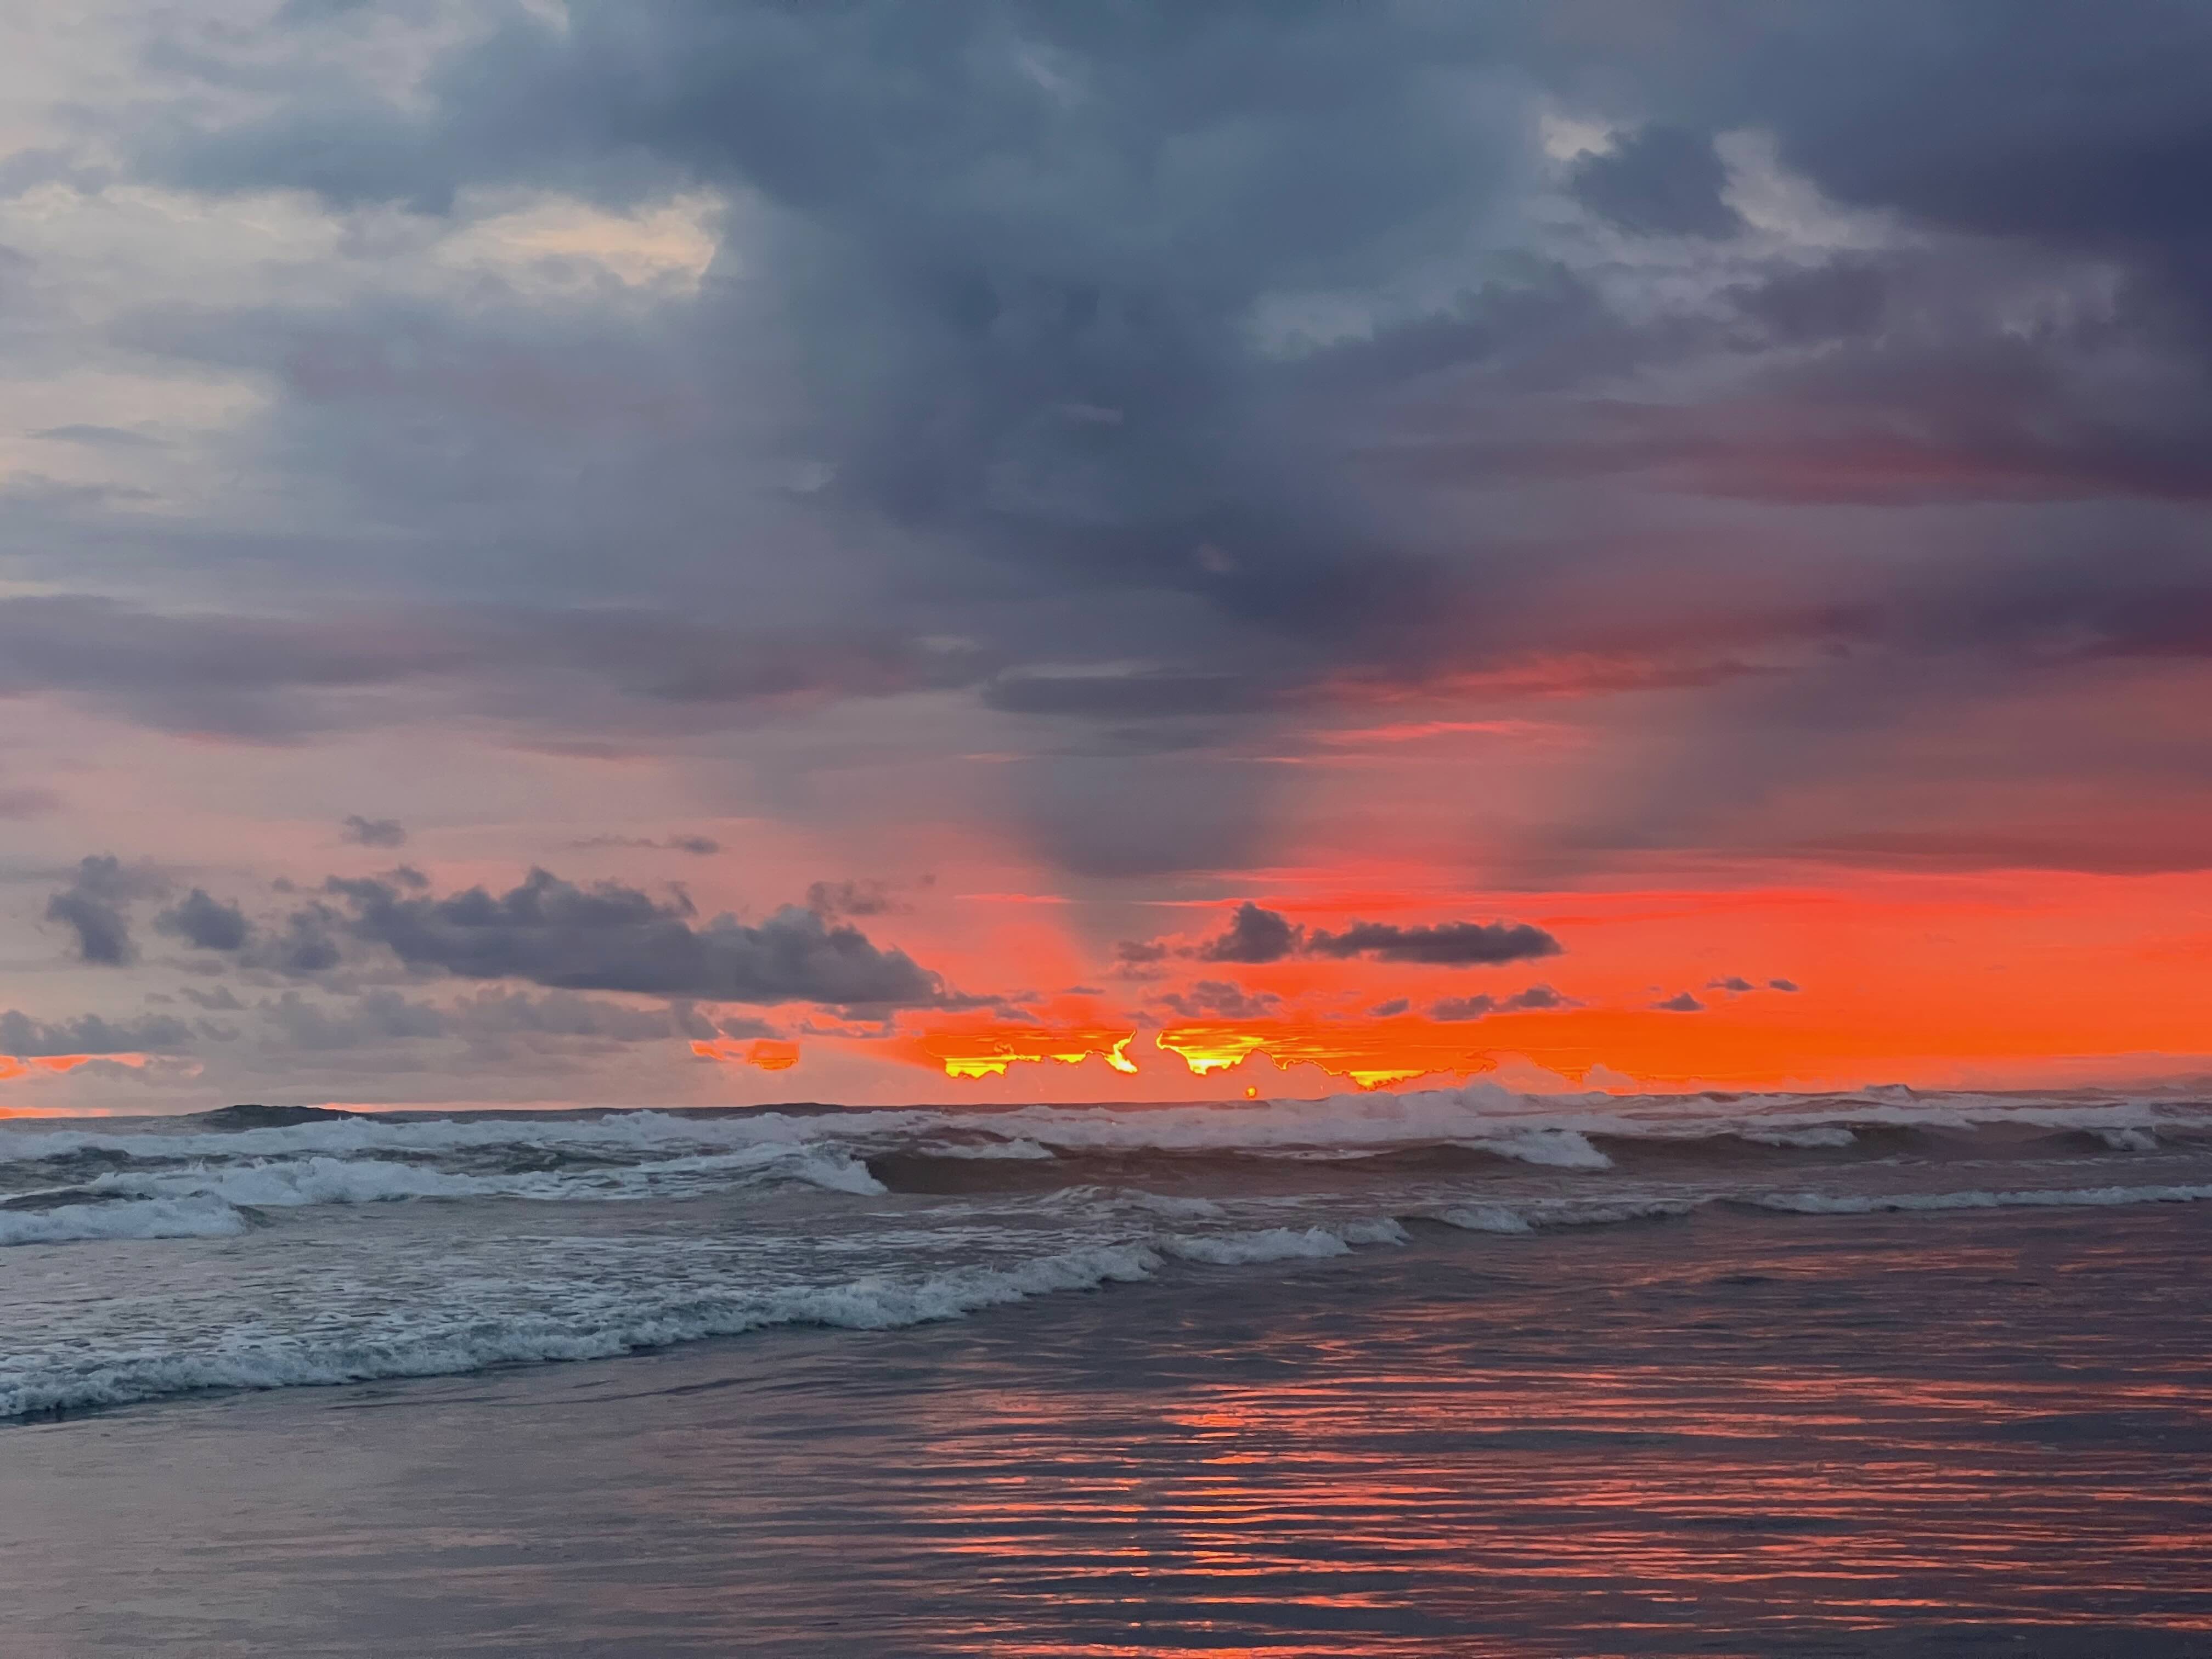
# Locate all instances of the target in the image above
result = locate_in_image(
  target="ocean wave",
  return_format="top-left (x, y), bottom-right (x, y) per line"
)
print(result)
top-left (77, 1146), bottom-right (885, 1211)
top-left (0, 1194), bottom-right (250, 1247)
top-left (1163, 1217), bottom-right (1409, 1265)
top-left (1737, 1127), bottom-right (1860, 1149)
top-left (4, 1087), bottom-right (2206, 1177)
top-left (1, 1242), bottom-right (1164, 1418)
top-left (1433, 1198), bottom-right (1698, 1234)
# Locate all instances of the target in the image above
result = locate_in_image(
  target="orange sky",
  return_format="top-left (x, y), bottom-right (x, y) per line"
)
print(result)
top-left (678, 863), bottom-right (2212, 1099)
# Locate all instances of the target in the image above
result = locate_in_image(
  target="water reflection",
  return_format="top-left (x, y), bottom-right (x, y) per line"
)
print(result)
top-left (6, 1205), bottom-right (2210, 1656)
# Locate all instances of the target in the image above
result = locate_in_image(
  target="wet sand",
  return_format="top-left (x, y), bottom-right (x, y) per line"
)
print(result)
top-left (7, 1203), bottom-right (2210, 1657)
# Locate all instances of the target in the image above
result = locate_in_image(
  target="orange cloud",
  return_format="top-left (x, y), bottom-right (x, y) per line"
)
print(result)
top-left (691, 1037), bottom-right (802, 1071)
top-left (0, 1052), bottom-right (149, 1082)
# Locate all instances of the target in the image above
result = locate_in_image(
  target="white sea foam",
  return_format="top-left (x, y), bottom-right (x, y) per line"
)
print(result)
top-left (910, 1138), bottom-right (1056, 1160)
top-left (1433, 1198), bottom-right (1698, 1234)
top-left (2088, 1127), bottom-right (2159, 1152)
top-left (1458, 1130), bottom-right (1612, 1169)
top-left (0, 1243), bottom-right (1164, 1418)
top-left (0, 1195), bottom-right (249, 1246)
top-left (1739, 1127), bottom-right (1859, 1149)
top-left (4, 1087), bottom-right (2208, 1177)
top-left (44, 1144), bottom-right (887, 1214)
top-left (1163, 1217), bottom-right (1410, 1265)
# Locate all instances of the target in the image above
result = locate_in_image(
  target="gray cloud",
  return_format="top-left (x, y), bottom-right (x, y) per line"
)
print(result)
top-left (1307, 919), bottom-right (1561, 967)
top-left (253, 985), bottom-right (706, 1052)
top-left (805, 878), bottom-right (896, 918)
top-left (43, 855), bottom-right (170, 966)
top-left (573, 835), bottom-right (725, 857)
top-left (316, 868), bottom-right (957, 1012)
top-left (341, 815), bottom-right (408, 848)
top-left (156, 889), bottom-right (250, 952)
top-left (1192, 901), bottom-right (1302, 966)
top-left (1569, 125), bottom-right (1742, 239)
top-left (1430, 983), bottom-right (1576, 1022)
top-left (1652, 992), bottom-right (1704, 1013)
top-left (0, 1008), bottom-right (194, 1056)
top-left (1153, 979), bottom-right (1280, 1022)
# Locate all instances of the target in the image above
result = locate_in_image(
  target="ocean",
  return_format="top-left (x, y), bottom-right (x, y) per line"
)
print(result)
top-left (5, 1086), bottom-right (2211, 1654)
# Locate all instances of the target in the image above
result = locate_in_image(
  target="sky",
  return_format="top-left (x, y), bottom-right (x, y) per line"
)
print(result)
top-left (3, 0), bottom-right (2210, 1114)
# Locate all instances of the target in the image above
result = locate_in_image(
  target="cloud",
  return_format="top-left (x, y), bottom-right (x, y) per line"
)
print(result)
top-left (574, 834), bottom-right (723, 856)
top-left (253, 985), bottom-right (704, 1052)
top-left (317, 868), bottom-right (958, 1011)
top-left (1569, 126), bottom-right (1743, 239)
top-left (1368, 997), bottom-right (1410, 1018)
top-left (1153, 979), bottom-right (1282, 1022)
top-left (1192, 902), bottom-right (1302, 965)
top-left (0, 1008), bottom-right (194, 1056)
top-left (1652, 992), bottom-right (1705, 1013)
top-left (1430, 984), bottom-right (1577, 1022)
top-left (1769, 978), bottom-right (1801, 992)
top-left (341, 815), bottom-right (408, 848)
top-left (43, 854), bottom-right (169, 966)
top-left (1307, 919), bottom-right (1561, 967)
top-left (805, 878), bottom-right (896, 918)
top-left (156, 889), bottom-right (250, 952)
top-left (1707, 975), bottom-right (1756, 994)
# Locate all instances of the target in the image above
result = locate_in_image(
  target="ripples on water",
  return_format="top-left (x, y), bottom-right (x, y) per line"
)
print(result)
top-left (5, 1205), bottom-right (2209, 1655)
top-left (3, 1086), bottom-right (2211, 1652)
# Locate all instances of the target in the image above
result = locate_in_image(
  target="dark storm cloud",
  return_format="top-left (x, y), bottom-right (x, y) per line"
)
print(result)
top-left (1659, 2), bottom-right (2212, 255)
top-left (156, 889), bottom-right (250, 952)
top-left (0, 1008), bottom-right (194, 1056)
top-left (43, 855), bottom-right (170, 966)
top-left (1568, 126), bottom-right (1741, 239)
top-left (1192, 902), bottom-right (1302, 966)
top-left (136, 2), bottom-right (1544, 669)
top-left (1307, 919), bottom-right (1561, 967)
top-left (341, 815), bottom-right (408, 848)
top-left (317, 868), bottom-right (956, 1011)
top-left (41, 0), bottom-right (2212, 893)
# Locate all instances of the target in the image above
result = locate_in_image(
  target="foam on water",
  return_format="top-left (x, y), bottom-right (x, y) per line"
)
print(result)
top-left (0, 1195), bottom-right (252, 1246)
top-left (0, 1242), bottom-right (1167, 1419)
top-left (4, 1084), bottom-right (2211, 1420)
